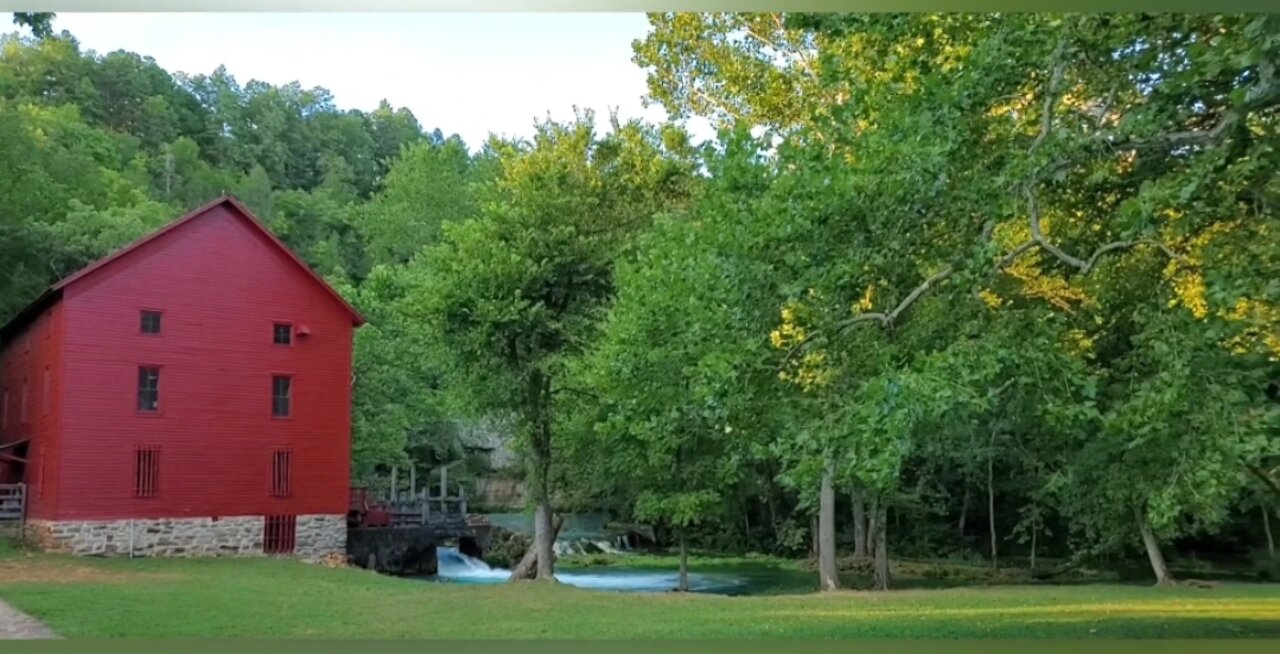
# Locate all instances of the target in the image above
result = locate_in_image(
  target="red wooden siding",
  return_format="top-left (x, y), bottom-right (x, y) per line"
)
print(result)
top-left (0, 303), bottom-right (64, 515)
top-left (8, 199), bottom-right (357, 521)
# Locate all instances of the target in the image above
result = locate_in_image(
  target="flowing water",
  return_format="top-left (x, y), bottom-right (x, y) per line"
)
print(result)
top-left (482, 512), bottom-right (634, 555)
top-left (430, 547), bottom-right (748, 594)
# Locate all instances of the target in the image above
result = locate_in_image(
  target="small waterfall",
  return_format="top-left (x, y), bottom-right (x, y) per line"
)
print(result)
top-left (591, 539), bottom-right (621, 554)
top-left (436, 547), bottom-right (510, 581)
top-left (431, 546), bottom-right (745, 594)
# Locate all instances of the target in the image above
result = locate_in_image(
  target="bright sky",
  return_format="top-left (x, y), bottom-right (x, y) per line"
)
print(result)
top-left (52, 12), bottom-right (711, 149)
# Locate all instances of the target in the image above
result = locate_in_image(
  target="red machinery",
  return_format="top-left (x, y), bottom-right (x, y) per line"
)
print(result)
top-left (348, 486), bottom-right (391, 528)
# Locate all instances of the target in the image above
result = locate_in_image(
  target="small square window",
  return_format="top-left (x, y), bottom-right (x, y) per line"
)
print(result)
top-left (273, 323), bottom-right (292, 345)
top-left (140, 311), bottom-right (162, 334)
top-left (138, 367), bottom-right (160, 412)
top-left (272, 376), bottom-right (291, 418)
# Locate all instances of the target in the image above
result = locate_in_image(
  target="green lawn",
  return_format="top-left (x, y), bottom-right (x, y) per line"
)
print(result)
top-left (2, 541), bottom-right (1278, 638)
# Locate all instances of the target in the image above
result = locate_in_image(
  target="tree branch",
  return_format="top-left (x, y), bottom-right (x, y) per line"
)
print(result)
top-left (835, 266), bottom-right (954, 334)
top-left (1026, 187), bottom-right (1088, 270)
top-left (996, 240), bottom-right (1037, 271)
top-left (769, 13), bottom-right (819, 82)
top-left (1248, 463), bottom-right (1280, 499)
top-left (1108, 59), bottom-right (1278, 151)
top-left (1017, 187), bottom-right (1192, 275)
top-left (1030, 41), bottom-right (1068, 154)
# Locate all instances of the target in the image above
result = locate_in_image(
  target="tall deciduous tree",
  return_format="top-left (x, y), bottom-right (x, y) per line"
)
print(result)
top-left (401, 114), bottom-right (695, 581)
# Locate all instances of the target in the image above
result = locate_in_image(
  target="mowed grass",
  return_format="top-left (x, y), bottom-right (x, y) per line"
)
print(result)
top-left (1, 541), bottom-right (1279, 638)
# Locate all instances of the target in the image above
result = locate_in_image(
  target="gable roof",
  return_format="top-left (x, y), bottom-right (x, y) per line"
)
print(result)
top-left (1, 195), bottom-right (365, 341)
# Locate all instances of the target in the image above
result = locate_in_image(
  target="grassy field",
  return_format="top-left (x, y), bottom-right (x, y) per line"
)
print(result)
top-left (2, 540), bottom-right (1279, 638)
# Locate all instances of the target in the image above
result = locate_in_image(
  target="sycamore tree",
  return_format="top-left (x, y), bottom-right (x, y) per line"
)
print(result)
top-left (651, 13), bottom-right (1280, 585)
top-left (568, 129), bottom-right (787, 590)
top-left (401, 114), bottom-right (695, 581)
top-left (802, 13), bottom-right (1277, 584)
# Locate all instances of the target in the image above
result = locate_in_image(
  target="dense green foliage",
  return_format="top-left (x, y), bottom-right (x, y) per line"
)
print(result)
top-left (2, 13), bottom-right (1278, 588)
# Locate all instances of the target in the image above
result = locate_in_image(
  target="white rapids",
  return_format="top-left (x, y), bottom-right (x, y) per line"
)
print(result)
top-left (433, 547), bottom-right (744, 594)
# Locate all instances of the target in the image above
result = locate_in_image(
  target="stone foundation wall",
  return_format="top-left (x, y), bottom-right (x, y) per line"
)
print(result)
top-left (24, 514), bottom-right (346, 560)
top-left (295, 515), bottom-right (347, 559)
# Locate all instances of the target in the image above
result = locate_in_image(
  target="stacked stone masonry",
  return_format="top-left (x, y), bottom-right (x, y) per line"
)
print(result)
top-left (24, 514), bottom-right (345, 559)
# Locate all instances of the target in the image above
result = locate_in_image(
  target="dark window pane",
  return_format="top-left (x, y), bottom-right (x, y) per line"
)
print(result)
top-left (137, 367), bottom-right (159, 412)
top-left (273, 323), bottom-right (292, 345)
top-left (272, 376), bottom-right (291, 417)
top-left (141, 311), bottom-right (161, 334)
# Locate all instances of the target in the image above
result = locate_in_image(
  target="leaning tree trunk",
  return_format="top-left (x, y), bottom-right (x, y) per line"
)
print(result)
top-left (677, 532), bottom-right (690, 592)
top-left (1263, 505), bottom-right (1275, 560)
top-left (511, 513), bottom-right (565, 581)
top-left (958, 483), bottom-right (969, 537)
top-left (871, 502), bottom-right (890, 591)
top-left (1136, 507), bottom-right (1174, 586)
top-left (1030, 520), bottom-right (1038, 571)
top-left (819, 461), bottom-right (840, 591)
top-left (852, 482), bottom-right (868, 560)
top-left (987, 445), bottom-right (998, 571)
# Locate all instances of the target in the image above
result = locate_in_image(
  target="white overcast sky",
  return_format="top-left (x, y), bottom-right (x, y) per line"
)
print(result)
top-left (50, 12), bottom-right (712, 148)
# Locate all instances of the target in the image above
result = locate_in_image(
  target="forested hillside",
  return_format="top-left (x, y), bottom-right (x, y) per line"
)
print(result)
top-left (2, 13), bottom-right (1278, 589)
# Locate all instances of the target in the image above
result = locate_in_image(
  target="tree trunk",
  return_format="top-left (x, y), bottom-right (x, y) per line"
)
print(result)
top-left (810, 515), bottom-right (819, 559)
top-left (533, 500), bottom-right (556, 580)
top-left (677, 532), bottom-right (689, 592)
top-left (1030, 522), bottom-right (1038, 571)
top-left (872, 502), bottom-right (890, 591)
top-left (852, 482), bottom-right (868, 560)
top-left (1263, 505), bottom-right (1275, 560)
top-left (767, 486), bottom-right (780, 545)
top-left (510, 513), bottom-right (565, 581)
top-left (866, 499), bottom-right (880, 560)
top-left (819, 461), bottom-right (840, 591)
top-left (1136, 507), bottom-right (1174, 586)
top-left (988, 447), bottom-right (998, 571)
top-left (958, 483), bottom-right (969, 536)
top-left (527, 371), bottom-right (556, 581)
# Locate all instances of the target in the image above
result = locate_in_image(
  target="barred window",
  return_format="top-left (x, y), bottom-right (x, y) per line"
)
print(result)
top-left (271, 449), bottom-right (293, 498)
top-left (263, 515), bottom-right (297, 554)
top-left (134, 446), bottom-right (160, 498)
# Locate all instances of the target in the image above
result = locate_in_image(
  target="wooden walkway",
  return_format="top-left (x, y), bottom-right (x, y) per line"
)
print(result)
top-left (0, 600), bottom-right (58, 640)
